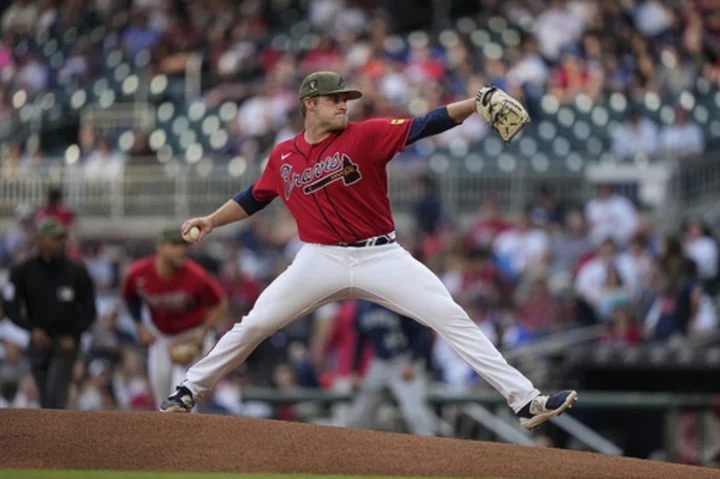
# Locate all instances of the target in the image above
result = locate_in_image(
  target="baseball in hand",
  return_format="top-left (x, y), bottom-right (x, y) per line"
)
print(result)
top-left (183, 226), bottom-right (200, 243)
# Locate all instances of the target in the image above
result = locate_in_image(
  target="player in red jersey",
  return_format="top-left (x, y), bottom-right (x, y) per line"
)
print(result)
top-left (121, 227), bottom-right (227, 406)
top-left (161, 72), bottom-right (577, 430)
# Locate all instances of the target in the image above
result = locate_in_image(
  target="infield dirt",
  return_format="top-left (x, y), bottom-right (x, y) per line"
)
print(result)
top-left (1, 409), bottom-right (719, 479)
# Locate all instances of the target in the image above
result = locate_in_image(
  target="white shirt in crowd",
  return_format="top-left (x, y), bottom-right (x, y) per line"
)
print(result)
top-left (574, 256), bottom-right (637, 306)
top-left (493, 228), bottom-right (550, 277)
top-left (584, 194), bottom-right (638, 247)
top-left (617, 250), bottom-right (653, 290)
top-left (659, 122), bottom-right (704, 157)
top-left (611, 117), bottom-right (659, 160)
top-left (84, 150), bottom-right (127, 182)
top-left (533, 4), bottom-right (585, 60)
top-left (684, 236), bottom-right (719, 280)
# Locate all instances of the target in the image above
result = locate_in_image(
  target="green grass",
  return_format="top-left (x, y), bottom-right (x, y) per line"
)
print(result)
top-left (0, 472), bottom-right (493, 479)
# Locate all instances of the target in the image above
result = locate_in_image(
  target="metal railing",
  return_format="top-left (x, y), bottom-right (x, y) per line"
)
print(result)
top-left (0, 159), bottom-right (590, 220)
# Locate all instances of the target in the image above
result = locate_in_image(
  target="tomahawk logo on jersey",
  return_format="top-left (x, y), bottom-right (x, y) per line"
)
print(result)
top-left (280, 153), bottom-right (362, 199)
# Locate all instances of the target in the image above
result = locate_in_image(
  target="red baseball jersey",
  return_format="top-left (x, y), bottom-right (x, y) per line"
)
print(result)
top-left (252, 118), bottom-right (414, 244)
top-left (121, 256), bottom-right (224, 335)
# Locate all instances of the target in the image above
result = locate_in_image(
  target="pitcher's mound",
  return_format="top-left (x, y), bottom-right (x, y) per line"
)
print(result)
top-left (1, 409), bottom-right (718, 479)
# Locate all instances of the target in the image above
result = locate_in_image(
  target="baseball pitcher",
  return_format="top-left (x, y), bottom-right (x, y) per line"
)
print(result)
top-left (162, 72), bottom-right (577, 429)
top-left (121, 227), bottom-right (228, 406)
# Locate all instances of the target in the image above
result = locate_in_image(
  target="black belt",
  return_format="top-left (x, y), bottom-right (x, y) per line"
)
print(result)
top-left (337, 234), bottom-right (396, 247)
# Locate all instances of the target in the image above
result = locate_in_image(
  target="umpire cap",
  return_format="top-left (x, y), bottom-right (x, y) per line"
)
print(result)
top-left (156, 226), bottom-right (186, 245)
top-left (37, 218), bottom-right (67, 239)
top-left (298, 71), bottom-right (362, 102)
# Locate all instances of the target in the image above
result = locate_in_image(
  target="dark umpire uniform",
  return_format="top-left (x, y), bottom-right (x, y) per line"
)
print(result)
top-left (1, 219), bottom-right (96, 409)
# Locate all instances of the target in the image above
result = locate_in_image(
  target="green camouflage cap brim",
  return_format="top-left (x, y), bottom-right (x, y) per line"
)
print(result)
top-left (37, 218), bottom-right (66, 238)
top-left (157, 227), bottom-right (187, 245)
top-left (298, 71), bottom-right (362, 102)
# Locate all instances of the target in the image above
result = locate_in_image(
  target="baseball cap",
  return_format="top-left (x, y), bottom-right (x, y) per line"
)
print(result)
top-left (156, 226), bottom-right (186, 244)
top-left (298, 71), bottom-right (362, 103)
top-left (37, 218), bottom-right (66, 239)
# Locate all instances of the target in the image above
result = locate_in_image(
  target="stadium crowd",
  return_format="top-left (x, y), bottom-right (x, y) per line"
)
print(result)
top-left (0, 0), bottom-right (716, 171)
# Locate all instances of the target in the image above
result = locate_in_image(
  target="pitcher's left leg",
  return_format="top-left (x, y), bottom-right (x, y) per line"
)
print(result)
top-left (353, 244), bottom-right (539, 412)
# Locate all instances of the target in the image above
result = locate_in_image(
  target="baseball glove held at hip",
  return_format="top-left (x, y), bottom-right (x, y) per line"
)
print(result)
top-left (475, 85), bottom-right (531, 143)
top-left (169, 341), bottom-right (201, 365)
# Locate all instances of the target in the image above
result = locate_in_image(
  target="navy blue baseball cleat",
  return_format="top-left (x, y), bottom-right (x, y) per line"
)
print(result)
top-left (160, 385), bottom-right (195, 413)
top-left (516, 390), bottom-right (578, 430)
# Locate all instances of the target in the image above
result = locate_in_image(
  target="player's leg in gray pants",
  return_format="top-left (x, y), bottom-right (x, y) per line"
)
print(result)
top-left (345, 359), bottom-right (386, 430)
top-left (386, 356), bottom-right (436, 436)
top-left (353, 243), bottom-right (540, 413)
top-left (347, 355), bottom-right (435, 436)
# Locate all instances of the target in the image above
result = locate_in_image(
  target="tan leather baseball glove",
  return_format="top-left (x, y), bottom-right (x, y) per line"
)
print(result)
top-left (475, 84), bottom-right (531, 143)
top-left (169, 340), bottom-right (201, 365)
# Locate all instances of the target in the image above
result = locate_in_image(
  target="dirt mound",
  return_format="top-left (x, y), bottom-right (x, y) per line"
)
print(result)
top-left (0, 409), bottom-right (718, 478)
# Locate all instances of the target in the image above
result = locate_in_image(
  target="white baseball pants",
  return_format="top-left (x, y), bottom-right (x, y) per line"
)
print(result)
top-left (181, 242), bottom-right (540, 412)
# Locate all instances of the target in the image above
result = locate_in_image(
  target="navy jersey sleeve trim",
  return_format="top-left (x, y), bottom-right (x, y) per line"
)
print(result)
top-left (406, 106), bottom-right (459, 146)
top-left (232, 184), bottom-right (271, 216)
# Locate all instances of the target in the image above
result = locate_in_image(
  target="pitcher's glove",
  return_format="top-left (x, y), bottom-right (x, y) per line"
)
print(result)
top-left (475, 85), bottom-right (531, 143)
top-left (169, 340), bottom-right (201, 365)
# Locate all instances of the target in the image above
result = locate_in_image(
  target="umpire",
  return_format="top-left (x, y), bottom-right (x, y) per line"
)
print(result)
top-left (1, 218), bottom-right (96, 408)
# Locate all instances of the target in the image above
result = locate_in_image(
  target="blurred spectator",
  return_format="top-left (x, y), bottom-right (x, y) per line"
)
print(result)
top-left (549, 210), bottom-right (594, 282)
top-left (575, 238), bottom-right (636, 324)
top-left (610, 109), bottom-right (659, 161)
top-left (112, 348), bottom-right (154, 411)
top-left (655, 47), bottom-right (700, 94)
top-left (633, 0), bottom-right (673, 38)
top-left (34, 187), bottom-right (76, 229)
top-left (458, 246), bottom-right (512, 311)
top-left (533, 0), bottom-right (586, 61)
top-left (2, 204), bottom-right (35, 262)
top-left (121, 9), bottom-right (161, 59)
top-left (218, 260), bottom-right (261, 319)
top-left (57, 37), bottom-right (94, 86)
top-left (599, 306), bottom-right (643, 346)
top-left (514, 276), bottom-right (557, 342)
top-left (465, 196), bottom-right (512, 249)
top-left (682, 218), bottom-right (719, 282)
top-left (14, 52), bottom-right (49, 96)
top-left (595, 264), bottom-right (634, 322)
top-left (527, 184), bottom-right (565, 228)
top-left (493, 210), bottom-right (550, 280)
top-left (659, 107), bottom-right (705, 157)
top-left (35, 0), bottom-right (57, 34)
top-left (548, 49), bottom-right (603, 103)
top-left (584, 183), bottom-right (638, 248)
top-left (2, 0), bottom-right (38, 35)
top-left (413, 172), bottom-right (443, 240)
top-left (84, 138), bottom-right (127, 182)
top-left (618, 233), bottom-right (654, 293)
top-left (506, 36), bottom-right (550, 95)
